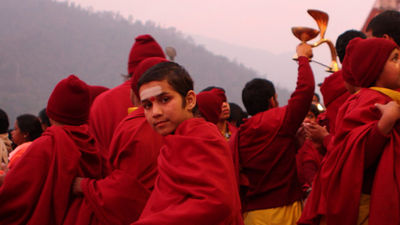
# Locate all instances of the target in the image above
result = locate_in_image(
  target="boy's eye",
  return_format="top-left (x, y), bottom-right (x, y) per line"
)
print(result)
top-left (160, 96), bottom-right (170, 104)
top-left (142, 101), bottom-right (152, 110)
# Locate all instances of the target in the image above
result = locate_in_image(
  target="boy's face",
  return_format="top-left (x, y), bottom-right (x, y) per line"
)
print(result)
top-left (139, 79), bottom-right (195, 136)
top-left (219, 102), bottom-right (230, 120)
top-left (376, 48), bottom-right (400, 90)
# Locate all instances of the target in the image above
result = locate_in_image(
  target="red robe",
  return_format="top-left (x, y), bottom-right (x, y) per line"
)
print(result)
top-left (133, 118), bottom-right (243, 225)
top-left (296, 140), bottom-right (324, 191)
top-left (0, 125), bottom-right (102, 225)
top-left (299, 88), bottom-right (399, 225)
top-left (320, 70), bottom-right (351, 134)
top-left (80, 107), bottom-right (163, 225)
top-left (235, 56), bottom-right (314, 211)
top-left (89, 80), bottom-right (133, 160)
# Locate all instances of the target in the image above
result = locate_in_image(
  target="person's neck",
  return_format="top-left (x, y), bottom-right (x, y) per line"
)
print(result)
top-left (217, 120), bottom-right (227, 135)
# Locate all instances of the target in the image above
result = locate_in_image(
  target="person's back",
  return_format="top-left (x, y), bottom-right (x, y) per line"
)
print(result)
top-left (237, 44), bottom-right (314, 225)
top-left (300, 38), bottom-right (400, 225)
top-left (88, 34), bottom-right (165, 159)
top-left (0, 75), bottom-right (102, 225)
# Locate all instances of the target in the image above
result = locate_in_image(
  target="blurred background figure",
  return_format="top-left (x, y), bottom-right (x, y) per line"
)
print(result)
top-left (0, 109), bottom-right (11, 167)
top-left (228, 102), bottom-right (248, 128)
top-left (9, 114), bottom-right (43, 168)
top-left (38, 108), bottom-right (51, 131)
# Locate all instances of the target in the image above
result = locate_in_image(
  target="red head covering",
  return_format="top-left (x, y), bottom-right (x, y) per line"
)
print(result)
top-left (342, 37), bottom-right (398, 87)
top-left (197, 88), bottom-right (227, 124)
top-left (130, 57), bottom-right (168, 97)
top-left (88, 85), bottom-right (109, 105)
top-left (127, 34), bottom-right (166, 75)
top-left (47, 75), bottom-right (90, 125)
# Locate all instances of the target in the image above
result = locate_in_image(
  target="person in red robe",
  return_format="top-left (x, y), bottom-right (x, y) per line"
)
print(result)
top-left (0, 75), bottom-right (102, 225)
top-left (132, 61), bottom-right (243, 225)
top-left (299, 38), bottom-right (400, 225)
top-left (71, 57), bottom-right (167, 225)
top-left (233, 43), bottom-right (314, 225)
top-left (88, 34), bottom-right (165, 161)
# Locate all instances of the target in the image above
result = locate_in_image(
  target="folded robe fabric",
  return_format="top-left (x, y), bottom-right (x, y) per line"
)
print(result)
top-left (133, 118), bottom-right (243, 225)
top-left (320, 70), bottom-right (351, 133)
top-left (0, 125), bottom-right (102, 225)
top-left (80, 107), bottom-right (163, 225)
top-left (298, 88), bottom-right (400, 225)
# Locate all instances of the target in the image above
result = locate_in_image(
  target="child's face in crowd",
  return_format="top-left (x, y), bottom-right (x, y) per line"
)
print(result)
top-left (140, 79), bottom-right (195, 136)
top-left (304, 111), bottom-right (317, 123)
top-left (219, 102), bottom-right (230, 120)
top-left (11, 122), bottom-right (26, 146)
top-left (376, 48), bottom-right (400, 90)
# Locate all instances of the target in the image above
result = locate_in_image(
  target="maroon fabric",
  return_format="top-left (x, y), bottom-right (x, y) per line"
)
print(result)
top-left (89, 35), bottom-right (164, 159)
top-left (197, 89), bottom-right (226, 124)
top-left (80, 107), bottom-right (163, 225)
top-left (88, 85), bottom-right (109, 105)
top-left (296, 140), bottom-right (324, 189)
top-left (299, 88), bottom-right (400, 225)
top-left (47, 75), bottom-right (91, 125)
top-left (0, 125), bottom-right (102, 225)
top-left (131, 57), bottom-right (168, 98)
top-left (342, 37), bottom-right (398, 87)
top-left (237, 56), bottom-right (314, 211)
top-left (320, 70), bottom-right (352, 133)
top-left (89, 80), bottom-right (132, 159)
top-left (128, 34), bottom-right (165, 75)
top-left (133, 118), bottom-right (243, 225)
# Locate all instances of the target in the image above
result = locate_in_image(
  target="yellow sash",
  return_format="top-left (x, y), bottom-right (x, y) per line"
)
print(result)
top-left (370, 87), bottom-right (400, 103)
top-left (127, 107), bottom-right (139, 114)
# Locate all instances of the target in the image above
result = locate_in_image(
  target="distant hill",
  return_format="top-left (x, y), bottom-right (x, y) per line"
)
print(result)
top-left (0, 0), bottom-right (291, 124)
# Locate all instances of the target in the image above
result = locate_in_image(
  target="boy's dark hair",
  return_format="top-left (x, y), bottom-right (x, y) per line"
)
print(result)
top-left (38, 108), bottom-right (51, 128)
top-left (16, 114), bottom-right (43, 142)
top-left (201, 86), bottom-right (226, 93)
top-left (310, 104), bottom-right (320, 118)
top-left (336, 30), bottom-right (366, 63)
top-left (228, 102), bottom-right (248, 127)
top-left (0, 108), bottom-right (9, 134)
top-left (366, 10), bottom-right (400, 46)
top-left (137, 61), bottom-right (196, 110)
top-left (242, 78), bottom-right (275, 116)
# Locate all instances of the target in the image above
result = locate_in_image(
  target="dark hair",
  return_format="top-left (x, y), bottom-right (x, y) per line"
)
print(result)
top-left (310, 104), bottom-right (320, 118)
top-left (16, 114), bottom-right (43, 142)
top-left (335, 29), bottom-right (366, 63)
top-left (0, 108), bottom-right (9, 134)
top-left (38, 108), bottom-right (51, 128)
top-left (201, 86), bottom-right (226, 93)
top-left (137, 61), bottom-right (198, 113)
top-left (228, 102), bottom-right (248, 127)
top-left (138, 62), bottom-right (193, 99)
top-left (367, 10), bottom-right (400, 46)
top-left (242, 78), bottom-right (275, 116)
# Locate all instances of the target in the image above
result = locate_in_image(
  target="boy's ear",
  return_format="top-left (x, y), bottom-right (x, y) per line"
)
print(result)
top-left (185, 90), bottom-right (197, 111)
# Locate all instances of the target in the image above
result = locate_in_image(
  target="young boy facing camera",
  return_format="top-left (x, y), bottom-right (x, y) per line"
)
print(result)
top-left (132, 62), bottom-right (243, 225)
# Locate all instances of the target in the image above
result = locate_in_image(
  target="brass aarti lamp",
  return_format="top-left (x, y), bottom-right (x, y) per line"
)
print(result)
top-left (292, 9), bottom-right (339, 73)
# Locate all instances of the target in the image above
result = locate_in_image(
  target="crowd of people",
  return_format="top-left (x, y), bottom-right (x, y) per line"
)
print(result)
top-left (0, 9), bottom-right (399, 225)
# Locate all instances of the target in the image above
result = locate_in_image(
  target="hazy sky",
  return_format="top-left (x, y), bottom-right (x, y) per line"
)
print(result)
top-left (62, 0), bottom-right (376, 54)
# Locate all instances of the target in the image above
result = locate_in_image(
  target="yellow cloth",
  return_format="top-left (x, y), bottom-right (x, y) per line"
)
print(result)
top-left (127, 107), bottom-right (139, 114)
top-left (243, 201), bottom-right (302, 225)
top-left (319, 194), bottom-right (370, 225)
top-left (370, 87), bottom-right (400, 103)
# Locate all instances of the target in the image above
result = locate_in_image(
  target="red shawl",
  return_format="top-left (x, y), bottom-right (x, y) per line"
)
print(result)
top-left (0, 125), bottom-right (102, 225)
top-left (133, 118), bottom-right (243, 225)
top-left (296, 140), bottom-right (324, 189)
top-left (89, 80), bottom-right (133, 159)
top-left (80, 107), bottom-right (163, 225)
top-left (299, 88), bottom-right (399, 225)
top-left (320, 70), bottom-right (351, 133)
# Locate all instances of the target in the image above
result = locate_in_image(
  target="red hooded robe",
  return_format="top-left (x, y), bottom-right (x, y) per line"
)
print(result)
top-left (0, 125), bottom-right (102, 225)
top-left (133, 118), bottom-right (243, 225)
